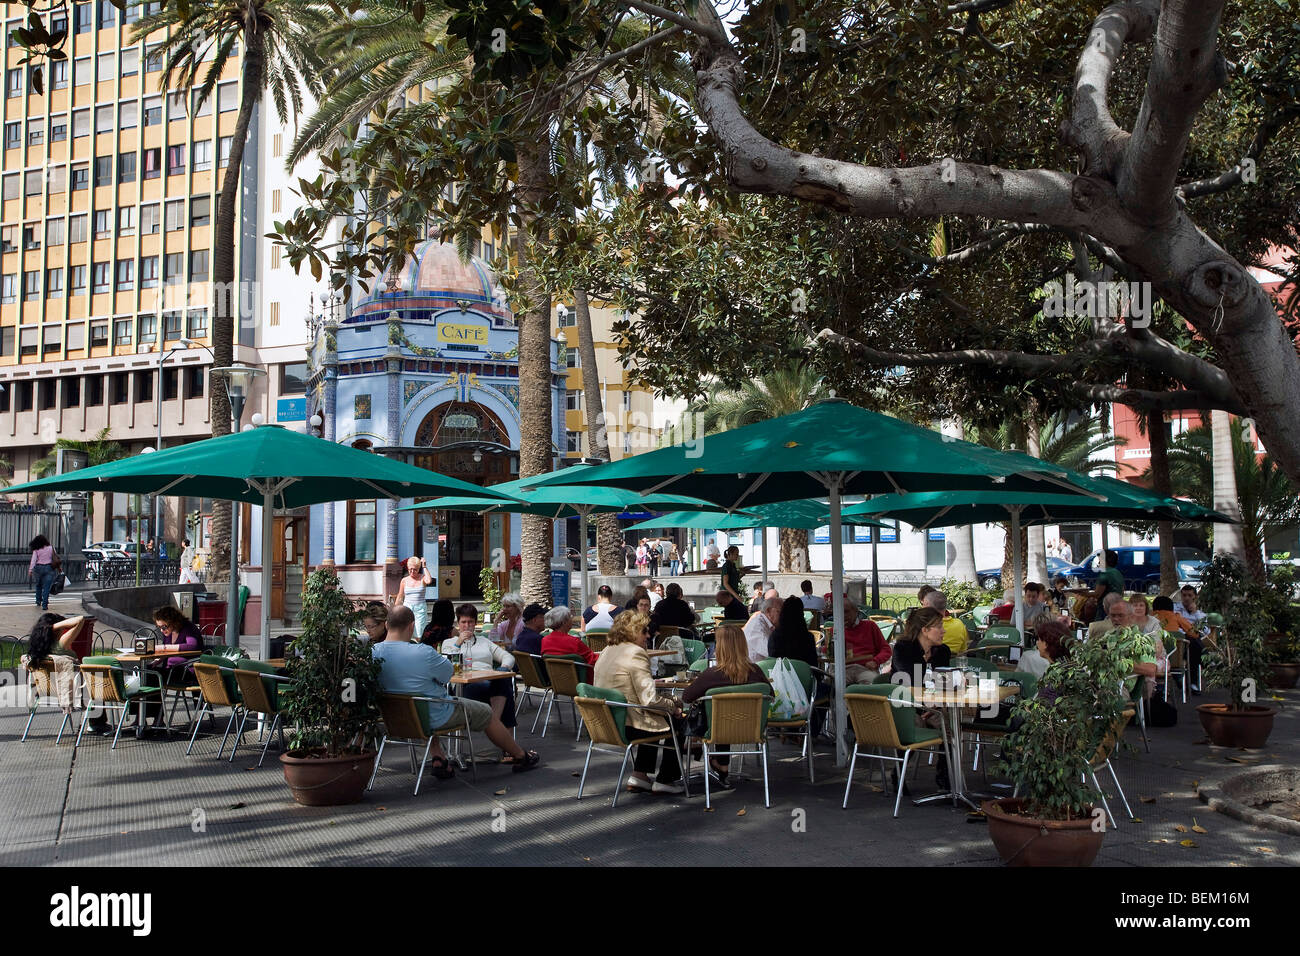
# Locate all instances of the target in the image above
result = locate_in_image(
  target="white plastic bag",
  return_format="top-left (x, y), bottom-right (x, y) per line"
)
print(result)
top-left (769, 658), bottom-right (810, 720)
top-left (123, 672), bottom-right (142, 696)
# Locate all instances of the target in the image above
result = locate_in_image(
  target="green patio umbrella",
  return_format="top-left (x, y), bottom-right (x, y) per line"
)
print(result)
top-left (522, 398), bottom-right (1096, 765)
top-left (841, 476), bottom-right (1234, 629)
top-left (397, 470), bottom-right (718, 609)
top-left (6, 426), bottom-right (517, 657)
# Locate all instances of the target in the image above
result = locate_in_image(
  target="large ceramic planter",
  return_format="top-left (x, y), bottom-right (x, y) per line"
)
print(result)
top-left (280, 750), bottom-right (377, 806)
top-left (1266, 663), bottom-right (1299, 689)
top-left (1196, 704), bottom-right (1276, 749)
top-left (983, 798), bottom-right (1105, 867)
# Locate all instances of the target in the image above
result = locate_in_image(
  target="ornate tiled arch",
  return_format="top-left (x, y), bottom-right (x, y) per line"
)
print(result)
top-left (400, 381), bottom-right (522, 449)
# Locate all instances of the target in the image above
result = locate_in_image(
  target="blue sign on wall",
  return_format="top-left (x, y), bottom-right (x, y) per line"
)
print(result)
top-left (928, 529), bottom-right (945, 541)
top-left (813, 525), bottom-right (830, 544)
top-left (277, 397), bottom-right (307, 422)
top-left (550, 569), bottom-right (570, 609)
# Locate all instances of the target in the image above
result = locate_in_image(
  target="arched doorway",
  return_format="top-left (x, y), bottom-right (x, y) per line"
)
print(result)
top-left (412, 402), bottom-right (515, 596)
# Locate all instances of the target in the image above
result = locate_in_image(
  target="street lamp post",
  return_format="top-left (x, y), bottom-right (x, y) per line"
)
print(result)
top-left (152, 338), bottom-right (203, 544)
top-left (211, 364), bottom-right (266, 648)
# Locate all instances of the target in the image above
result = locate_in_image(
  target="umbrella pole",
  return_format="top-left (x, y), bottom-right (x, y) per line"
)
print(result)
top-left (1011, 505), bottom-right (1024, 635)
top-left (261, 489), bottom-right (274, 661)
top-left (871, 534), bottom-right (880, 610)
top-left (828, 480), bottom-right (848, 767)
top-left (226, 508), bottom-right (240, 650)
top-left (578, 508), bottom-right (590, 615)
top-left (761, 527), bottom-right (768, 588)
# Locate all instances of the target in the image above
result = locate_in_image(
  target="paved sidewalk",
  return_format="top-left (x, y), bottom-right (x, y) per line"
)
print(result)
top-left (2, 670), bottom-right (1297, 868)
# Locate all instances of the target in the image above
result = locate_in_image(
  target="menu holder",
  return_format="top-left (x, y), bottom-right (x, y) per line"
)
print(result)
top-left (133, 636), bottom-right (156, 655)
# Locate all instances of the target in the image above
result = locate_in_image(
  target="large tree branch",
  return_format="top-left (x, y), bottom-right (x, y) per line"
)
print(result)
top-left (1117, 0), bottom-right (1229, 222)
top-left (1075, 384), bottom-right (1244, 414)
top-left (1177, 105), bottom-right (1300, 201)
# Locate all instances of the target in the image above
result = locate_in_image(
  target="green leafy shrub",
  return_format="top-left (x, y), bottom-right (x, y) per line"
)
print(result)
top-left (284, 567), bottom-right (381, 756)
top-left (1196, 554), bottom-right (1272, 709)
top-left (939, 577), bottom-right (984, 612)
top-left (478, 567), bottom-right (502, 613)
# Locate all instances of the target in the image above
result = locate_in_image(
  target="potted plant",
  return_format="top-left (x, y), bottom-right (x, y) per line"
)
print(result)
top-left (1259, 565), bottom-right (1300, 689)
top-left (280, 567), bottom-right (382, 806)
top-left (985, 625), bottom-right (1151, 866)
top-left (1194, 554), bottom-right (1277, 748)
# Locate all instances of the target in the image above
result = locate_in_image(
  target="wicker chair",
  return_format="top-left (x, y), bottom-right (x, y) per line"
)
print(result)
top-left (75, 657), bottom-right (164, 751)
top-left (513, 653), bottom-right (553, 734)
top-left (573, 683), bottom-right (686, 806)
top-left (367, 693), bottom-right (477, 794)
top-left (231, 667), bottom-right (293, 767)
top-left (21, 661), bottom-right (73, 744)
top-left (583, 632), bottom-right (609, 653)
top-left (691, 684), bottom-right (772, 810)
top-left (540, 655), bottom-right (592, 740)
top-left (186, 660), bottom-right (245, 758)
top-left (842, 686), bottom-right (945, 816)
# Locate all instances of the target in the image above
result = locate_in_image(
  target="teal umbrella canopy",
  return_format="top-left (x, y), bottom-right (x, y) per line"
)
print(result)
top-left (5, 426), bottom-right (518, 508)
top-left (627, 499), bottom-right (890, 532)
top-left (396, 471), bottom-right (717, 519)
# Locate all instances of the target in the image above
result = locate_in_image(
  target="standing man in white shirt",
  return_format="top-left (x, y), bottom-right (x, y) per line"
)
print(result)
top-left (705, 537), bottom-right (721, 569)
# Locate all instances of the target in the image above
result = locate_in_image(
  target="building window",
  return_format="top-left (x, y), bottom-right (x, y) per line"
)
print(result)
top-left (165, 199), bottom-right (184, 232)
top-left (138, 313), bottom-right (156, 345)
top-left (121, 47), bottom-right (139, 75)
top-left (46, 218), bottom-right (64, 246)
top-left (22, 224), bottom-right (39, 249)
top-left (167, 144), bottom-right (185, 176)
top-left (141, 203), bottom-right (159, 235)
top-left (113, 319), bottom-right (132, 346)
top-left (566, 349), bottom-right (579, 368)
top-left (118, 151), bottom-right (137, 183)
top-left (163, 311), bottom-right (181, 340)
top-left (187, 308), bottom-right (207, 338)
top-left (95, 104), bottom-right (113, 133)
top-left (557, 307), bottom-right (576, 328)
top-left (41, 326), bottom-right (61, 357)
top-left (347, 500), bottom-right (377, 563)
top-left (22, 269), bottom-right (40, 299)
top-left (565, 390), bottom-right (581, 410)
top-left (135, 370), bottom-right (153, 403)
top-left (70, 264), bottom-right (86, 295)
top-left (164, 252), bottom-right (183, 283)
top-left (218, 82), bottom-right (237, 112)
top-left (566, 431), bottom-right (581, 453)
top-left (192, 139), bottom-right (211, 172)
top-left (190, 195), bottom-right (210, 227)
top-left (62, 376), bottom-right (80, 405)
top-left (90, 322), bottom-right (109, 348)
top-left (140, 255), bottom-right (158, 288)
top-left (19, 327), bottom-right (37, 356)
top-left (74, 55), bottom-right (91, 85)
top-left (71, 165), bottom-right (88, 191)
top-left (161, 365), bottom-right (178, 399)
top-left (1, 173), bottom-right (16, 200)
top-left (26, 124), bottom-right (42, 146)
top-left (192, 88), bottom-right (212, 116)
top-left (72, 109), bottom-right (89, 138)
top-left (143, 96), bottom-right (162, 126)
top-left (281, 362), bottom-right (308, 393)
top-left (86, 373), bottom-right (103, 404)
top-left (218, 135), bottom-right (232, 168)
top-left (74, 5), bottom-right (92, 33)
top-left (0, 326), bottom-right (11, 360)
top-left (145, 47), bottom-right (163, 72)
top-left (0, 273), bottom-right (14, 303)
top-left (6, 68), bottom-right (21, 97)
top-left (66, 323), bottom-right (85, 353)
top-left (622, 390), bottom-right (632, 411)
top-left (3, 121), bottom-right (18, 148)
top-left (92, 261), bottom-right (110, 293)
top-left (46, 268), bottom-right (63, 298)
top-left (94, 210), bottom-right (110, 237)
top-left (119, 206), bottom-right (136, 234)
top-left (98, 0), bottom-right (116, 30)
top-left (142, 147), bottom-right (160, 179)
top-left (0, 225), bottom-right (13, 251)
top-left (183, 365), bottom-right (205, 399)
top-left (69, 213), bottom-right (87, 242)
top-left (167, 90), bottom-right (185, 116)
top-left (47, 165), bottom-right (66, 193)
top-left (24, 170), bottom-right (43, 195)
top-left (52, 59), bottom-right (68, 89)
top-left (94, 156), bottom-right (112, 186)
top-left (119, 100), bottom-right (138, 128)
top-left (49, 114), bottom-right (67, 141)
top-left (116, 259), bottom-right (134, 291)
top-left (269, 301), bottom-right (280, 326)
top-left (190, 249), bottom-right (209, 282)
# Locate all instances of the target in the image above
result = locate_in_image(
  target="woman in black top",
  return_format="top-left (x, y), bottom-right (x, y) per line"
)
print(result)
top-left (421, 598), bottom-right (456, 646)
top-left (890, 606), bottom-right (951, 686)
top-left (683, 623), bottom-right (770, 788)
top-left (767, 596), bottom-right (818, 668)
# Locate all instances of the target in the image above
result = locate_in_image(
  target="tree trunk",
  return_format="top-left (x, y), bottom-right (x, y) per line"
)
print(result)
top-left (206, 29), bottom-right (264, 588)
top-left (946, 525), bottom-right (977, 583)
top-left (573, 289), bottom-right (623, 576)
top-left (779, 527), bottom-right (809, 573)
top-left (515, 142), bottom-right (556, 604)
top-left (1146, 412), bottom-right (1179, 594)
top-left (1025, 417), bottom-right (1049, 585)
top-left (1210, 409), bottom-right (1247, 565)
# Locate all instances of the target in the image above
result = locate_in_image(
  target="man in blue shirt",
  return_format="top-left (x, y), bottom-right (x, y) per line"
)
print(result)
top-left (513, 603), bottom-right (547, 657)
top-left (372, 605), bottom-right (539, 774)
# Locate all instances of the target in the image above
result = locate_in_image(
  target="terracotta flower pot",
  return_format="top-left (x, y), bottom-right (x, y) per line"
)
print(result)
top-left (983, 798), bottom-right (1105, 867)
top-left (1196, 704), bottom-right (1276, 749)
top-left (1266, 662), bottom-right (1300, 689)
top-left (280, 750), bottom-right (377, 806)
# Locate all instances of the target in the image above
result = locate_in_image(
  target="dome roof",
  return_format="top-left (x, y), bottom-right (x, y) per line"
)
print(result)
top-left (351, 240), bottom-right (508, 321)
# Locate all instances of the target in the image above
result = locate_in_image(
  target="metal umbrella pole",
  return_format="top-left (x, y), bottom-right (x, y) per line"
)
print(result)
top-left (1010, 504), bottom-right (1025, 633)
top-left (826, 475), bottom-right (848, 766)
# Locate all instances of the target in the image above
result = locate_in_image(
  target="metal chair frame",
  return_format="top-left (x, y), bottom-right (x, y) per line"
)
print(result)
top-left (230, 670), bottom-right (294, 767)
top-left (74, 663), bottom-right (164, 751)
top-left (842, 692), bottom-right (945, 817)
top-left (20, 662), bottom-right (72, 744)
top-left (685, 691), bottom-right (772, 810)
top-left (367, 693), bottom-right (481, 794)
top-left (573, 697), bottom-right (687, 806)
top-left (186, 662), bottom-right (247, 758)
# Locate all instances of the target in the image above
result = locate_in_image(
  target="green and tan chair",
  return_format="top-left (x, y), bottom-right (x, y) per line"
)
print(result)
top-left (541, 654), bottom-right (593, 740)
top-left (186, 658), bottom-right (245, 758)
top-left (842, 683), bottom-right (944, 816)
top-left (231, 663), bottom-right (294, 767)
top-left (573, 683), bottom-right (687, 806)
top-left (513, 652), bottom-right (553, 733)
top-left (75, 656), bottom-right (164, 751)
top-left (367, 692), bottom-right (478, 794)
top-left (689, 683), bottom-right (773, 809)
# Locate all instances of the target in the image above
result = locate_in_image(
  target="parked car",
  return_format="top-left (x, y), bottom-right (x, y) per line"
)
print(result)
top-left (82, 546), bottom-right (129, 561)
top-left (565, 546), bottom-right (605, 569)
top-left (978, 555), bottom-right (1075, 591)
top-left (90, 540), bottom-right (136, 556)
top-left (1066, 546), bottom-right (1208, 595)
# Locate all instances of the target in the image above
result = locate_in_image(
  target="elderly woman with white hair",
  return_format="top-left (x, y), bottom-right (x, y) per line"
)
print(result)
top-left (490, 592), bottom-right (526, 645)
top-left (540, 605), bottom-right (598, 671)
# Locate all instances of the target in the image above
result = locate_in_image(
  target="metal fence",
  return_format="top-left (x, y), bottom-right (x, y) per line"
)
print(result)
top-left (0, 508), bottom-right (66, 555)
top-left (0, 556), bottom-right (87, 586)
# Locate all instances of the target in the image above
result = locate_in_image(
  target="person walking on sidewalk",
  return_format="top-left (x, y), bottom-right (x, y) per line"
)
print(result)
top-left (28, 535), bottom-right (58, 611)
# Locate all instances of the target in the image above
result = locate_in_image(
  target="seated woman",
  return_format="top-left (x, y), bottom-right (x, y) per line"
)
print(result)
top-left (682, 622), bottom-right (770, 788)
top-left (25, 613), bottom-right (106, 733)
top-left (138, 605), bottom-right (204, 729)
top-left (593, 610), bottom-right (686, 794)
top-left (767, 596), bottom-right (818, 668)
top-left (540, 606), bottom-right (599, 671)
top-left (357, 602), bottom-right (388, 643)
top-left (625, 587), bottom-right (654, 635)
top-left (1030, 619), bottom-right (1072, 704)
top-left (583, 584), bottom-right (623, 632)
top-left (890, 607), bottom-right (951, 790)
top-left (490, 592), bottom-right (525, 645)
top-left (421, 598), bottom-right (456, 646)
top-left (440, 603), bottom-right (519, 757)
top-left (1129, 596), bottom-right (1168, 699)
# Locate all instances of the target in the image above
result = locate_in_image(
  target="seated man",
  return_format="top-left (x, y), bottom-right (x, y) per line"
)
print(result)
top-left (748, 581), bottom-right (766, 615)
top-left (372, 606), bottom-right (539, 776)
top-left (989, 589), bottom-right (1015, 622)
top-left (651, 582), bottom-right (698, 636)
top-left (1173, 585), bottom-right (1210, 634)
top-left (512, 603), bottom-right (547, 657)
top-left (743, 596), bottom-right (782, 662)
top-left (922, 590), bottom-right (969, 654)
top-left (1022, 582), bottom-right (1052, 629)
top-left (1088, 592), bottom-right (1130, 640)
top-left (1154, 594), bottom-right (1204, 693)
top-left (799, 580), bottom-right (826, 613)
top-left (540, 606), bottom-right (598, 671)
top-left (842, 600), bottom-right (891, 683)
top-left (717, 588), bottom-right (749, 621)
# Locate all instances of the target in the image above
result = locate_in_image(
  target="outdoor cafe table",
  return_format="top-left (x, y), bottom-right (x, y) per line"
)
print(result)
top-left (447, 670), bottom-right (517, 767)
top-left (907, 684), bottom-right (1019, 812)
top-left (111, 649), bottom-right (202, 736)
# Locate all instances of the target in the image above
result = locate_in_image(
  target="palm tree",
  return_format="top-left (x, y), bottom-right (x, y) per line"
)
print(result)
top-left (31, 429), bottom-right (127, 519)
top-left (1162, 418), bottom-right (1298, 581)
top-left (288, 3), bottom-right (689, 601)
top-left (134, 0), bottom-right (330, 590)
top-left (683, 366), bottom-right (833, 571)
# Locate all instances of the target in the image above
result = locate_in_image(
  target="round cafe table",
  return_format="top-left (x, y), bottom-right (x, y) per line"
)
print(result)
top-left (906, 683), bottom-right (1018, 811)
